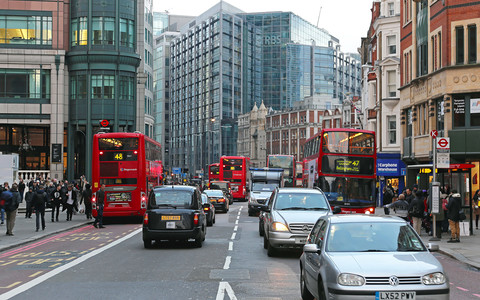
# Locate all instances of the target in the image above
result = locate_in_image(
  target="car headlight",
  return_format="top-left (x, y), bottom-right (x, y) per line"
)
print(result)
top-left (422, 272), bottom-right (446, 285)
top-left (338, 273), bottom-right (365, 286)
top-left (271, 222), bottom-right (289, 232)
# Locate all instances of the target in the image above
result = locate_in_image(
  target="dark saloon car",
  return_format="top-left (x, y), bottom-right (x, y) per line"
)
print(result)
top-left (201, 193), bottom-right (216, 226)
top-left (142, 185), bottom-right (207, 248)
top-left (203, 189), bottom-right (229, 213)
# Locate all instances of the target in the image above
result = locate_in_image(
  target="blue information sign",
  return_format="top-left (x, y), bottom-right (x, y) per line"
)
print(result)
top-left (172, 167), bottom-right (181, 175)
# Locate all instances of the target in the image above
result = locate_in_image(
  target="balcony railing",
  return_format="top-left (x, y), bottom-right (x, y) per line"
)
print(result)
top-left (18, 170), bottom-right (51, 181)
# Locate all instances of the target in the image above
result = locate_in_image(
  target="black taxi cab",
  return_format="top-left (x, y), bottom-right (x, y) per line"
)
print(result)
top-left (142, 185), bottom-right (207, 248)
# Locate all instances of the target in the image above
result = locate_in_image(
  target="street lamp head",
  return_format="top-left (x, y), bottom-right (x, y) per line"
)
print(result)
top-left (210, 118), bottom-right (215, 123)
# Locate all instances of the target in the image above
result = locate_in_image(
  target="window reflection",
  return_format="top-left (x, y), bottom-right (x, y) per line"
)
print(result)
top-left (0, 15), bottom-right (52, 46)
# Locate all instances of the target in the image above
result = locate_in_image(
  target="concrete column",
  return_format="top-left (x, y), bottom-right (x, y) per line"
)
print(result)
top-left (50, 55), bottom-right (65, 180)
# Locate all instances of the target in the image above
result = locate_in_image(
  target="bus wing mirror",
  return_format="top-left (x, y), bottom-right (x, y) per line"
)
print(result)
top-left (332, 207), bottom-right (342, 214)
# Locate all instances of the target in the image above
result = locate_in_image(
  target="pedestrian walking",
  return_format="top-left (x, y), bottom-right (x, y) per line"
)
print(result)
top-left (32, 185), bottom-right (47, 232)
top-left (24, 187), bottom-right (34, 218)
top-left (383, 185), bottom-right (394, 214)
top-left (473, 189), bottom-right (480, 230)
top-left (81, 183), bottom-right (93, 220)
top-left (93, 184), bottom-right (106, 228)
top-left (446, 190), bottom-right (463, 243)
top-left (63, 184), bottom-right (77, 221)
top-left (408, 190), bottom-right (425, 235)
top-left (51, 185), bottom-right (63, 222)
top-left (18, 178), bottom-right (25, 202)
top-left (384, 193), bottom-right (409, 222)
top-left (5, 183), bottom-right (21, 236)
top-left (405, 188), bottom-right (414, 204)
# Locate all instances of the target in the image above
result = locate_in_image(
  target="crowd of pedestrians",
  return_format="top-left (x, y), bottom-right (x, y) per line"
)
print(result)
top-left (384, 184), bottom-right (466, 243)
top-left (0, 175), bottom-right (95, 236)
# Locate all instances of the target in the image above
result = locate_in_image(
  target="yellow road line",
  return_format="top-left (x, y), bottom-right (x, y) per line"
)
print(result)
top-left (49, 263), bottom-right (61, 268)
top-left (29, 271), bottom-right (43, 278)
top-left (0, 282), bottom-right (22, 289)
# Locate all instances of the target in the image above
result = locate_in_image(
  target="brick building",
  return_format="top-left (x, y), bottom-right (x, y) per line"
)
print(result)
top-left (399, 0), bottom-right (480, 195)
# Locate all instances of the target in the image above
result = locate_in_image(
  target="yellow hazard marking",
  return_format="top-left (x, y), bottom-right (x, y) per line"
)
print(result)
top-left (49, 263), bottom-right (61, 268)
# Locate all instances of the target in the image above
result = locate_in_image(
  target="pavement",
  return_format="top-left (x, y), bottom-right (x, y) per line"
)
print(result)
top-left (1, 203), bottom-right (480, 271)
top-left (0, 200), bottom-right (92, 252)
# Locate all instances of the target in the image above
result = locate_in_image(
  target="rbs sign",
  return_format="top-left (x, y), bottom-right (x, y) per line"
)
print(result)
top-left (264, 35), bottom-right (281, 45)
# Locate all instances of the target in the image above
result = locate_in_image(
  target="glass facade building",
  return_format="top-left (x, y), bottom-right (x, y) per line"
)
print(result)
top-left (167, 4), bottom-right (361, 175)
top-left (66, 0), bottom-right (140, 179)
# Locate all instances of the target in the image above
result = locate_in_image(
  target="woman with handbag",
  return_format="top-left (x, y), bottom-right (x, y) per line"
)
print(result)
top-left (473, 189), bottom-right (480, 230)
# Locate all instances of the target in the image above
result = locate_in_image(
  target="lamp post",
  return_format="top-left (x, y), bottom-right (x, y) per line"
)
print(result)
top-left (209, 117), bottom-right (215, 166)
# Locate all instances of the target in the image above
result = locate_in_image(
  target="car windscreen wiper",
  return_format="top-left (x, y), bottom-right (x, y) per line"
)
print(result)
top-left (279, 207), bottom-right (308, 210)
top-left (397, 248), bottom-right (425, 252)
top-left (156, 204), bottom-right (177, 209)
top-left (308, 207), bottom-right (329, 210)
top-left (360, 249), bottom-right (390, 252)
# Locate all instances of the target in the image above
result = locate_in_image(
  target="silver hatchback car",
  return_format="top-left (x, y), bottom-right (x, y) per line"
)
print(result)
top-left (299, 215), bottom-right (449, 300)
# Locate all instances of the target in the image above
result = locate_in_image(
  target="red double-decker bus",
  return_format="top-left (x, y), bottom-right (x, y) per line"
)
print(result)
top-left (303, 128), bottom-right (376, 214)
top-left (267, 154), bottom-right (296, 187)
top-left (219, 156), bottom-right (251, 201)
top-left (91, 132), bottom-right (163, 218)
top-left (295, 161), bottom-right (303, 187)
top-left (208, 163), bottom-right (220, 183)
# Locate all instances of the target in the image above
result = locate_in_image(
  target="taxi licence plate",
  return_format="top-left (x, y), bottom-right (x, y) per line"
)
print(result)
top-left (376, 291), bottom-right (415, 300)
top-left (161, 215), bottom-right (181, 221)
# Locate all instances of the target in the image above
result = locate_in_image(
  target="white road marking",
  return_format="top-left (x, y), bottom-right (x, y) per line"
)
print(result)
top-left (0, 228), bottom-right (142, 299)
top-left (235, 220), bottom-right (238, 225)
top-left (234, 225), bottom-right (238, 232)
top-left (231, 232), bottom-right (236, 240)
top-left (228, 241), bottom-right (233, 251)
top-left (236, 216), bottom-right (240, 220)
top-left (216, 281), bottom-right (237, 300)
top-left (223, 256), bottom-right (231, 269)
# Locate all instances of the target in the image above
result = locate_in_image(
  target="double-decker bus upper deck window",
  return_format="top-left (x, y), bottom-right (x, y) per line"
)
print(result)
top-left (222, 159), bottom-right (243, 170)
top-left (349, 133), bottom-right (374, 155)
top-left (99, 138), bottom-right (138, 150)
top-left (323, 132), bottom-right (349, 154)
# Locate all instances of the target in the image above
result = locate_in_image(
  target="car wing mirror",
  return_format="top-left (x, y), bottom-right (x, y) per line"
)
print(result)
top-left (303, 243), bottom-right (321, 254)
top-left (260, 205), bottom-right (270, 213)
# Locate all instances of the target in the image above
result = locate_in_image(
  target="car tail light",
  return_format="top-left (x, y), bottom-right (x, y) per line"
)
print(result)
top-left (218, 198), bottom-right (225, 203)
top-left (204, 207), bottom-right (210, 211)
top-left (143, 213), bottom-right (149, 225)
top-left (243, 186), bottom-right (246, 195)
top-left (193, 213), bottom-right (199, 226)
top-left (141, 192), bottom-right (147, 209)
top-left (92, 195), bottom-right (97, 210)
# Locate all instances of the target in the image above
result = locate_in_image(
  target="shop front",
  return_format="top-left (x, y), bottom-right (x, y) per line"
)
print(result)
top-left (377, 153), bottom-right (406, 206)
top-left (407, 163), bottom-right (475, 235)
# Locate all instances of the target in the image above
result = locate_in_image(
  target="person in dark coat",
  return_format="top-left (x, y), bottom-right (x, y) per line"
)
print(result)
top-left (93, 184), bottom-right (106, 228)
top-left (51, 184), bottom-right (64, 222)
top-left (32, 185), bottom-right (47, 232)
top-left (63, 184), bottom-right (77, 221)
top-left (446, 191), bottom-right (462, 243)
top-left (81, 183), bottom-right (93, 220)
top-left (24, 187), bottom-right (34, 218)
top-left (18, 179), bottom-right (25, 202)
top-left (4, 184), bottom-right (20, 236)
top-left (405, 188), bottom-right (414, 204)
top-left (408, 190), bottom-right (425, 234)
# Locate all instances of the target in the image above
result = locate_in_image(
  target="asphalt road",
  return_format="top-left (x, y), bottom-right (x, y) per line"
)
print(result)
top-left (1, 203), bottom-right (479, 300)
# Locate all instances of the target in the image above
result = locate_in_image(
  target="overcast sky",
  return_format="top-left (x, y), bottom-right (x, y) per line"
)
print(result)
top-left (153, 0), bottom-right (373, 53)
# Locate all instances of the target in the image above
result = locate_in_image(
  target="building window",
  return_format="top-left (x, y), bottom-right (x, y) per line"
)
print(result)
top-left (387, 115), bottom-right (396, 144)
top-left (387, 36), bottom-right (396, 55)
top-left (70, 74), bottom-right (87, 100)
top-left (388, 2), bottom-right (395, 16)
top-left (456, 26), bottom-right (464, 65)
top-left (420, 103), bottom-right (427, 135)
top-left (468, 25), bottom-right (477, 64)
top-left (0, 15), bottom-right (52, 46)
top-left (119, 75), bottom-right (134, 101)
top-left (91, 74), bottom-right (114, 99)
top-left (406, 108), bottom-right (412, 137)
top-left (120, 18), bottom-right (135, 48)
top-left (403, 0), bottom-right (411, 24)
top-left (71, 17), bottom-right (88, 47)
top-left (0, 69), bottom-right (50, 99)
top-left (387, 70), bottom-right (396, 97)
top-left (92, 17), bottom-right (115, 45)
top-left (471, 98), bottom-right (480, 127)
